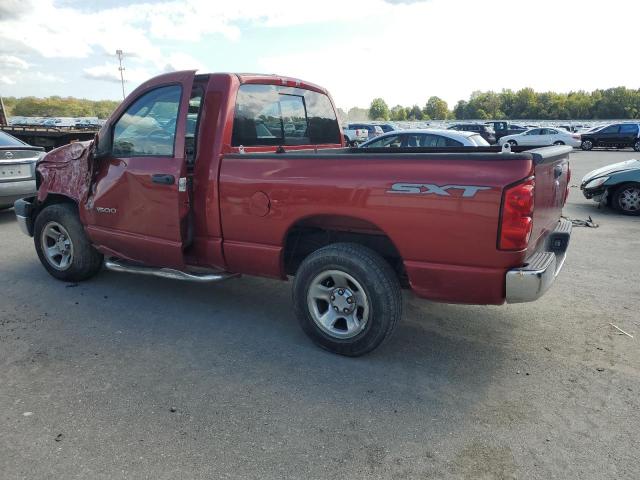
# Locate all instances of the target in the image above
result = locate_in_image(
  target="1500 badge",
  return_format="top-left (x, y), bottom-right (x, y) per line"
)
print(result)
top-left (387, 183), bottom-right (491, 198)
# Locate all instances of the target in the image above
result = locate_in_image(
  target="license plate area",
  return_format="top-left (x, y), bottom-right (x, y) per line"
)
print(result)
top-left (0, 163), bottom-right (32, 181)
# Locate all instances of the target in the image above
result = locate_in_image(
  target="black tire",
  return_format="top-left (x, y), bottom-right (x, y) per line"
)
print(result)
top-left (343, 136), bottom-right (352, 147)
top-left (581, 139), bottom-right (593, 151)
top-left (34, 203), bottom-right (103, 281)
top-left (553, 141), bottom-right (565, 146)
top-left (611, 183), bottom-right (640, 216)
top-left (507, 140), bottom-right (517, 147)
top-left (634, 140), bottom-right (640, 152)
top-left (293, 243), bottom-right (402, 356)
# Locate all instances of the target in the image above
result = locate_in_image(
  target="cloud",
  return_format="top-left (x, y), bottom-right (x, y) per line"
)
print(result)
top-left (0, 54), bottom-right (30, 70)
top-left (83, 62), bottom-right (151, 84)
top-left (0, 75), bottom-right (16, 85)
top-left (34, 71), bottom-right (65, 83)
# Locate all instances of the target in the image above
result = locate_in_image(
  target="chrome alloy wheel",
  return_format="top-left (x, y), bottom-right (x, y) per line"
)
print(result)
top-left (306, 269), bottom-right (370, 339)
top-left (618, 186), bottom-right (640, 212)
top-left (40, 221), bottom-right (74, 270)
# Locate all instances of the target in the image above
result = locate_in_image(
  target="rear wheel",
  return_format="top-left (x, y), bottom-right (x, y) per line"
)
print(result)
top-left (634, 140), bottom-right (640, 152)
top-left (34, 203), bottom-right (103, 281)
top-left (507, 140), bottom-right (518, 146)
top-left (553, 141), bottom-right (565, 146)
top-left (612, 183), bottom-right (640, 216)
top-left (293, 243), bottom-right (402, 356)
top-left (581, 139), bottom-right (593, 150)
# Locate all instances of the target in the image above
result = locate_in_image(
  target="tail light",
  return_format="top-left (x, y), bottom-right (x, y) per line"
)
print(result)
top-left (572, 134), bottom-right (581, 140)
top-left (499, 177), bottom-right (535, 250)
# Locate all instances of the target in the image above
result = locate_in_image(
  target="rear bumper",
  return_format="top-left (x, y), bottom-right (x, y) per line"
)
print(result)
top-left (0, 179), bottom-right (36, 207)
top-left (14, 196), bottom-right (36, 237)
top-left (505, 218), bottom-right (571, 303)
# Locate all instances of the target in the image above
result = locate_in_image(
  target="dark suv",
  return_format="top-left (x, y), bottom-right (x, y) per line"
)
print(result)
top-left (580, 123), bottom-right (640, 151)
top-left (448, 123), bottom-right (496, 144)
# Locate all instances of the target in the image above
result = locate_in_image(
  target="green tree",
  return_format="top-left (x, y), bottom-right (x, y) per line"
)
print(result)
top-left (407, 105), bottom-right (423, 121)
top-left (369, 98), bottom-right (390, 120)
top-left (423, 96), bottom-right (449, 120)
top-left (347, 106), bottom-right (368, 122)
top-left (390, 105), bottom-right (407, 121)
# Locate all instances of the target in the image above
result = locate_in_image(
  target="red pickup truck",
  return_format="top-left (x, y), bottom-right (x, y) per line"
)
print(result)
top-left (14, 70), bottom-right (572, 356)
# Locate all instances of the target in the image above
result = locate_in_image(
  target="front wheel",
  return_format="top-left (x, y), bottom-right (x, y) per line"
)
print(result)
top-left (581, 139), bottom-right (593, 150)
top-left (634, 140), bottom-right (640, 152)
top-left (612, 183), bottom-right (640, 216)
top-left (507, 140), bottom-right (518, 146)
top-left (293, 243), bottom-right (402, 356)
top-left (553, 141), bottom-right (565, 146)
top-left (34, 203), bottom-right (103, 281)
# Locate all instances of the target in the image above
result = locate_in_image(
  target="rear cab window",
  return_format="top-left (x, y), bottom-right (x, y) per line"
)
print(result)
top-left (232, 84), bottom-right (341, 147)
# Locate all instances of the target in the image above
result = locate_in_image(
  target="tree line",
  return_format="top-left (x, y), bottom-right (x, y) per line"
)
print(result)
top-left (350, 87), bottom-right (640, 122)
top-left (3, 96), bottom-right (121, 119)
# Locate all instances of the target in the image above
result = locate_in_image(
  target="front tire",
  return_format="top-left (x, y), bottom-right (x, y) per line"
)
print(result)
top-left (34, 203), bottom-right (103, 281)
top-left (553, 141), bottom-right (565, 146)
top-left (507, 140), bottom-right (518, 146)
top-left (634, 140), bottom-right (640, 152)
top-left (581, 139), bottom-right (593, 150)
top-left (293, 243), bottom-right (402, 356)
top-left (612, 183), bottom-right (640, 216)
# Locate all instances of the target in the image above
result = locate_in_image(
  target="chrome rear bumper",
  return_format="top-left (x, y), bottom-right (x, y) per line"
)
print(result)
top-left (506, 218), bottom-right (571, 303)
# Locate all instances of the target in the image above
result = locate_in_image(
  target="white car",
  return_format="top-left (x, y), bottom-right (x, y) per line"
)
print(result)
top-left (498, 127), bottom-right (581, 148)
top-left (359, 128), bottom-right (489, 148)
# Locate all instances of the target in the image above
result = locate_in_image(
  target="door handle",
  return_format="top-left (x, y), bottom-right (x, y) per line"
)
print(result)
top-left (151, 174), bottom-right (175, 185)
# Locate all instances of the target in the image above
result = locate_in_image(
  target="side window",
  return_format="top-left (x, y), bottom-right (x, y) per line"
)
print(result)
top-left (232, 84), bottom-right (340, 146)
top-left (444, 136), bottom-right (463, 147)
top-left (600, 125), bottom-right (619, 134)
top-left (113, 85), bottom-right (182, 157)
top-left (526, 129), bottom-right (541, 135)
top-left (620, 124), bottom-right (638, 135)
top-left (364, 135), bottom-right (401, 148)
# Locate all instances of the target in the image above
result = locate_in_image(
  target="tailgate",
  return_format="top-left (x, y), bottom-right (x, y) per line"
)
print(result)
top-left (527, 145), bottom-right (571, 254)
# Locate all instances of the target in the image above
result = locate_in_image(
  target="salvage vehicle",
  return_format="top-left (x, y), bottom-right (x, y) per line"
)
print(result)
top-left (0, 131), bottom-right (44, 210)
top-left (447, 124), bottom-right (496, 144)
top-left (580, 123), bottom-right (640, 151)
top-left (581, 159), bottom-right (640, 215)
top-left (342, 125), bottom-right (368, 146)
top-left (359, 129), bottom-right (488, 148)
top-left (498, 128), bottom-right (582, 148)
top-left (484, 121), bottom-right (528, 141)
top-left (14, 71), bottom-right (573, 356)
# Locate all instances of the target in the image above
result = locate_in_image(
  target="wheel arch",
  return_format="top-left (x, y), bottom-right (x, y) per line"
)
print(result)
top-left (281, 214), bottom-right (407, 285)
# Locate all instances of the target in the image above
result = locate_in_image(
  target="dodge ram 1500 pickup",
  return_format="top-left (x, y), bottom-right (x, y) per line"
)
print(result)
top-left (14, 71), bottom-right (573, 356)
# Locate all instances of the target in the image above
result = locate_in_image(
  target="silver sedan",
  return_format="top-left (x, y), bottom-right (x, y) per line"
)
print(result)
top-left (359, 128), bottom-right (490, 148)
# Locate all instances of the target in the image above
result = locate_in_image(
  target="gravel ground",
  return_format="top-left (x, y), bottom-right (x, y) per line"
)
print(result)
top-left (0, 150), bottom-right (638, 480)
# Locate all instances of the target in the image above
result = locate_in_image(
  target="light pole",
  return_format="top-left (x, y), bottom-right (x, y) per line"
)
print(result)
top-left (116, 49), bottom-right (126, 99)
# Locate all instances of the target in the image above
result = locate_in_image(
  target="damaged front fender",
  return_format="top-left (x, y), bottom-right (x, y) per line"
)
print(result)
top-left (36, 141), bottom-right (95, 207)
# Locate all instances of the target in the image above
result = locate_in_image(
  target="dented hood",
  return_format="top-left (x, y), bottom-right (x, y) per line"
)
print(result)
top-left (39, 141), bottom-right (93, 165)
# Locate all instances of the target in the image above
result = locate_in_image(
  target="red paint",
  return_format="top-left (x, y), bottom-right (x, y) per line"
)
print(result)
top-left (34, 71), bottom-right (570, 305)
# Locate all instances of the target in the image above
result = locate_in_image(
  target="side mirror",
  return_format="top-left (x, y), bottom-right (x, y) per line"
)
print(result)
top-left (93, 123), bottom-right (112, 159)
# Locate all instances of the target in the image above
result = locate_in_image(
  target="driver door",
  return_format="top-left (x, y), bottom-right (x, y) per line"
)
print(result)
top-left (85, 71), bottom-right (195, 268)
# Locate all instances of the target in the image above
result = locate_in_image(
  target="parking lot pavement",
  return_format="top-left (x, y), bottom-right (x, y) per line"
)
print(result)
top-left (0, 149), bottom-right (638, 480)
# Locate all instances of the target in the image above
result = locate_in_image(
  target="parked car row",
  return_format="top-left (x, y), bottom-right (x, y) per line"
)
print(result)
top-left (9, 116), bottom-right (103, 129)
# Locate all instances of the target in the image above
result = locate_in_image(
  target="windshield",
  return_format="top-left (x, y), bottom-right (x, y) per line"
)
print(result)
top-left (0, 131), bottom-right (26, 147)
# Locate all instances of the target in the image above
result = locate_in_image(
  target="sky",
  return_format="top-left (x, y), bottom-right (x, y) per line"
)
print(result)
top-left (0, 0), bottom-right (639, 111)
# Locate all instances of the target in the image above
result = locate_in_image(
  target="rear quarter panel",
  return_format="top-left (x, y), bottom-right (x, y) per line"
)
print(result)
top-left (219, 152), bottom-right (536, 304)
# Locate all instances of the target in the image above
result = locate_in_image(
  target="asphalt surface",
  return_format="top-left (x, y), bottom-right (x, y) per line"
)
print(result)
top-left (1, 150), bottom-right (638, 480)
